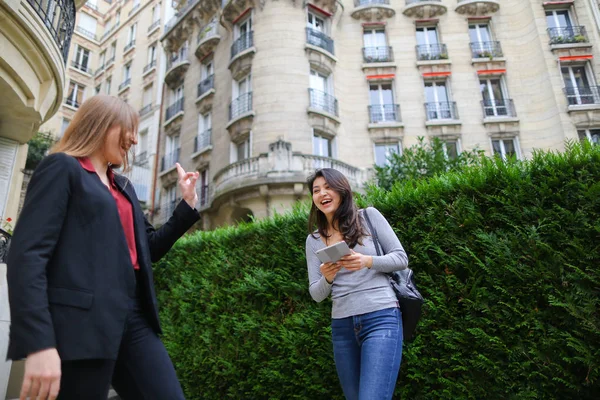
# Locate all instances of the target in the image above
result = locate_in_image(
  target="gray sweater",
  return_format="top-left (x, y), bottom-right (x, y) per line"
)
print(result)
top-left (305, 207), bottom-right (409, 319)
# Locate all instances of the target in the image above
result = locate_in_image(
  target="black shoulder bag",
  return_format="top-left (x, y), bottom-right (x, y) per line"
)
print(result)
top-left (362, 209), bottom-right (424, 342)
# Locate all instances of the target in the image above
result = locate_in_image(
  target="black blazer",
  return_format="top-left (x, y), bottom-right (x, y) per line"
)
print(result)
top-left (6, 152), bottom-right (199, 361)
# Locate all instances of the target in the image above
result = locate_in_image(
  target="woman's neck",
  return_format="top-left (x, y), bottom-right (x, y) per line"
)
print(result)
top-left (88, 153), bottom-right (109, 179)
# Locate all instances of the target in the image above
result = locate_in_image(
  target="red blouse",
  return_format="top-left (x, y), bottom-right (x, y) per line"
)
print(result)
top-left (78, 157), bottom-right (140, 270)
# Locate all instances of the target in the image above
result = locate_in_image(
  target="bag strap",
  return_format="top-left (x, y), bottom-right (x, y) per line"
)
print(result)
top-left (362, 208), bottom-right (382, 257)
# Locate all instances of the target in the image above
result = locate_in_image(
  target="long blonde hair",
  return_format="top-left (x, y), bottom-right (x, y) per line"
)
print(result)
top-left (52, 95), bottom-right (139, 172)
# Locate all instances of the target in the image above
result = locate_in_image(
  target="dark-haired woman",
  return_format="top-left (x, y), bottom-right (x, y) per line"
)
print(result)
top-left (305, 168), bottom-right (409, 400)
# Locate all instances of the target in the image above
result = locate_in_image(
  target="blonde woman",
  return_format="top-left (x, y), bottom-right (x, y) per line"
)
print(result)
top-left (7, 95), bottom-right (199, 400)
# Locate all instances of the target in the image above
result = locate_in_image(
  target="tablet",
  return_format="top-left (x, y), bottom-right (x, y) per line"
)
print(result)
top-left (315, 241), bottom-right (352, 264)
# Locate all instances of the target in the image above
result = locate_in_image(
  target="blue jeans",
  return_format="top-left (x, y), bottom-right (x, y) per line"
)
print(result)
top-left (331, 307), bottom-right (403, 400)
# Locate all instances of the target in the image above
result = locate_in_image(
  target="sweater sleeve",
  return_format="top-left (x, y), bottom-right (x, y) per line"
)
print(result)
top-left (368, 207), bottom-right (409, 273)
top-left (305, 235), bottom-right (332, 302)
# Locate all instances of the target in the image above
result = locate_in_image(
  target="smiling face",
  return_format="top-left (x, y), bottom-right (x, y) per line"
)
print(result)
top-left (312, 176), bottom-right (342, 219)
top-left (103, 125), bottom-right (137, 166)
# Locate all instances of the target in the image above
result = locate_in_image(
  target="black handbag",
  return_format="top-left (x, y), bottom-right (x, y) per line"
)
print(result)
top-left (362, 209), bottom-right (424, 342)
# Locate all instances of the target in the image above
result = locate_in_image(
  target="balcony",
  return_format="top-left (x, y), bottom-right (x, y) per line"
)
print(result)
top-left (139, 103), bottom-right (153, 117)
top-left (564, 86), bottom-right (600, 108)
top-left (71, 61), bottom-right (93, 75)
top-left (75, 26), bottom-right (98, 41)
top-left (163, 0), bottom-right (220, 50)
top-left (230, 32), bottom-right (254, 59)
top-left (94, 64), bottom-right (105, 77)
top-left (196, 75), bottom-right (215, 110)
top-left (306, 28), bottom-right (335, 56)
top-left (64, 97), bottom-right (81, 109)
top-left (165, 98), bottom-right (185, 123)
top-left (27, 0), bottom-right (76, 62)
top-left (416, 44), bottom-right (449, 61)
top-left (368, 104), bottom-right (401, 124)
top-left (455, 0), bottom-right (499, 16)
top-left (143, 60), bottom-right (157, 76)
top-left (222, 0), bottom-right (255, 27)
top-left (194, 130), bottom-right (212, 153)
top-left (195, 21), bottom-right (220, 60)
top-left (148, 19), bottom-right (161, 34)
top-left (229, 92), bottom-right (253, 121)
top-left (351, 0), bottom-right (395, 21)
top-left (425, 101), bottom-right (460, 122)
top-left (308, 89), bottom-right (339, 122)
top-left (363, 46), bottom-right (394, 63)
top-left (470, 41), bottom-right (503, 59)
top-left (481, 99), bottom-right (517, 119)
top-left (547, 26), bottom-right (589, 49)
top-left (118, 78), bottom-right (131, 92)
top-left (165, 47), bottom-right (190, 88)
top-left (124, 40), bottom-right (136, 54)
top-left (403, 0), bottom-right (447, 19)
top-left (105, 56), bottom-right (115, 69)
top-left (211, 140), bottom-right (366, 205)
top-left (161, 148), bottom-right (181, 172)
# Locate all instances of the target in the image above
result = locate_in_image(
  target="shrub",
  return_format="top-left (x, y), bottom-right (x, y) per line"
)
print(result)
top-left (155, 142), bottom-right (600, 399)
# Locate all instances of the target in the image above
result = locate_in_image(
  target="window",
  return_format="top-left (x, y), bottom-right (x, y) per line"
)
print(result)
top-left (309, 70), bottom-right (334, 114)
top-left (233, 74), bottom-right (251, 98)
top-left (197, 112), bottom-right (212, 151)
top-left (363, 28), bottom-right (389, 62)
top-left (309, 69), bottom-right (330, 93)
top-left (442, 140), bottom-right (460, 160)
top-left (165, 134), bottom-right (180, 164)
top-left (147, 45), bottom-right (156, 64)
top-left (138, 130), bottom-right (148, 156)
top-left (127, 23), bottom-right (137, 44)
top-left (74, 45), bottom-right (91, 72)
top-left (374, 142), bottom-right (400, 167)
top-left (480, 77), bottom-right (510, 117)
top-left (66, 81), bottom-right (85, 108)
top-left (578, 129), bottom-right (600, 145)
top-left (369, 83), bottom-right (396, 122)
top-left (99, 50), bottom-right (106, 66)
top-left (469, 23), bottom-right (492, 44)
top-left (105, 18), bottom-right (112, 32)
top-left (171, 85), bottom-right (184, 104)
top-left (110, 41), bottom-right (117, 58)
top-left (122, 63), bottom-right (131, 82)
top-left (60, 118), bottom-right (70, 137)
top-left (546, 9), bottom-right (572, 29)
top-left (307, 10), bottom-right (325, 32)
top-left (469, 23), bottom-right (496, 57)
top-left (143, 85), bottom-right (153, 107)
top-left (313, 132), bottom-right (332, 158)
top-left (492, 138), bottom-right (519, 160)
top-left (424, 80), bottom-right (453, 119)
top-left (105, 77), bottom-right (112, 94)
top-left (562, 64), bottom-right (599, 105)
top-left (115, 10), bottom-right (120, 26)
top-left (78, 13), bottom-right (98, 37)
top-left (151, 5), bottom-right (160, 22)
top-left (202, 60), bottom-right (214, 79)
top-left (235, 15), bottom-right (252, 40)
top-left (199, 170), bottom-right (209, 206)
top-left (164, 185), bottom-right (178, 218)
top-left (416, 26), bottom-right (443, 59)
top-left (95, 85), bottom-right (101, 95)
top-left (232, 137), bottom-right (251, 162)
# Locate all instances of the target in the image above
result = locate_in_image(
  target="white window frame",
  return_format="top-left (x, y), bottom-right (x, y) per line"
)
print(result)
top-left (546, 9), bottom-right (573, 28)
top-left (442, 139), bottom-right (461, 160)
top-left (424, 79), bottom-right (452, 119)
top-left (480, 76), bottom-right (510, 117)
top-left (105, 77), bottom-right (111, 94)
top-left (309, 69), bottom-right (332, 94)
top-left (127, 23), bottom-right (137, 44)
top-left (123, 63), bottom-right (131, 81)
top-left (147, 45), bottom-right (156, 64)
top-left (233, 74), bottom-right (251, 99)
top-left (74, 45), bottom-right (91, 71)
top-left (171, 85), bottom-right (184, 104)
top-left (110, 41), bottom-right (117, 58)
top-left (202, 60), bottom-right (214, 79)
top-left (67, 81), bottom-right (85, 106)
top-left (578, 129), bottom-right (600, 144)
top-left (234, 13), bottom-right (252, 40)
top-left (491, 137), bottom-right (521, 160)
top-left (307, 10), bottom-right (327, 33)
top-left (313, 131), bottom-right (334, 158)
top-left (469, 22), bottom-right (493, 43)
top-left (230, 133), bottom-right (252, 163)
top-left (416, 25), bottom-right (440, 46)
top-left (374, 142), bottom-right (401, 167)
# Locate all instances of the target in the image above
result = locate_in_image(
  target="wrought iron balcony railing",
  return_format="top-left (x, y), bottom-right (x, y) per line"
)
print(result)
top-left (166, 98), bottom-right (185, 120)
top-left (148, 19), bottom-right (161, 32)
top-left (229, 92), bottom-right (253, 120)
top-left (64, 97), bottom-right (80, 108)
top-left (416, 43), bottom-right (448, 61)
top-left (309, 89), bottom-right (339, 117)
top-left (547, 26), bottom-right (588, 45)
top-left (363, 46), bottom-right (394, 63)
top-left (425, 101), bottom-right (459, 120)
top-left (124, 40), bottom-right (136, 53)
top-left (143, 60), bottom-right (156, 74)
top-left (481, 99), bottom-right (516, 118)
top-left (139, 103), bottom-right (153, 116)
top-left (470, 41), bottom-right (503, 58)
top-left (231, 31), bottom-right (254, 59)
top-left (355, 0), bottom-right (389, 5)
top-left (71, 61), bottom-right (93, 75)
top-left (194, 130), bottom-right (212, 152)
top-left (406, 0), bottom-right (441, 4)
top-left (563, 86), bottom-right (600, 106)
top-left (306, 28), bottom-right (335, 55)
top-left (161, 148), bottom-right (181, 171)
top-left (197, 75), bottom-right (215, 98)
top-left (119, 78), bottom-right (131, 91)
top-left (167, 47), bottom-right (189, 70)
top-left (27, 0), bottom-right (75, 62)
top-left (368, 104), bottom-right (401, 123)
top-left (198, 21), bottom-right (218, 43)
top-left (75, 26), bottom-right (97, 41)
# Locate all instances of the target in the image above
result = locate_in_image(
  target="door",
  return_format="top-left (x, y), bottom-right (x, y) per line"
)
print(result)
top-left (480, 78), bottom-right (508, 116)
top-left (369, 83), bottom-right (395, 122)
top-left (562, 65), bottom-right (595, 104)
top-left (469, 23), bottom-right (492, 56)
top-left (364, 29), bottom-right (388, 61)
top-left (416, 26), bottom-right (440, 58)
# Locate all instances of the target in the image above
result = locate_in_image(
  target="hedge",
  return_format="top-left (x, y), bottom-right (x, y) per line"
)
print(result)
top-left (154, 143), bottom-right (600, 399)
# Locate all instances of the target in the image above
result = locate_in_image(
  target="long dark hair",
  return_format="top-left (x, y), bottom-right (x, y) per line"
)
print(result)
top-left (307, 168), bottom-right (367, 247)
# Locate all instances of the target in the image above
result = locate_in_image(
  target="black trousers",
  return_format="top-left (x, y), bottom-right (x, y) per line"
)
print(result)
top-left (57, 281), bottom-right (185, 400)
